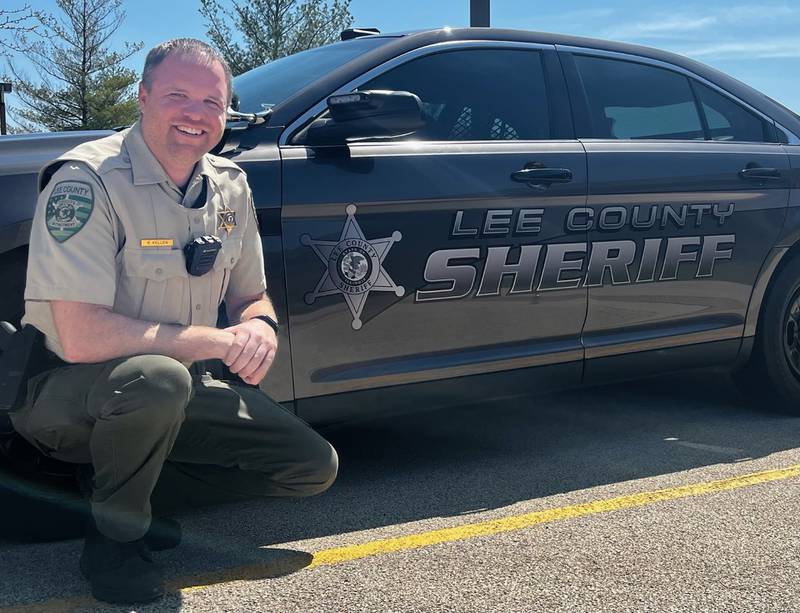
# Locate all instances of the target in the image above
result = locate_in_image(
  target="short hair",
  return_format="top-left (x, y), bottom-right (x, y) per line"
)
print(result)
top-left (141, 38), bottom-right (233, 104)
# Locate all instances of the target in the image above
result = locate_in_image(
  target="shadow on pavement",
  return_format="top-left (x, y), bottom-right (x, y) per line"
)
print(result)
top-left (1, 368), bottom-right (799, 608)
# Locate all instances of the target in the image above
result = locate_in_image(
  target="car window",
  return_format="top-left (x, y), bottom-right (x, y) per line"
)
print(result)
top-left (358, 48), bottom-right (551, 141)
top-left (574, 55), bottom-right (704, 140)
top-left (693, 81), bottom-right (772, 142)
top-left (233, 37), bottom-right (393, 113)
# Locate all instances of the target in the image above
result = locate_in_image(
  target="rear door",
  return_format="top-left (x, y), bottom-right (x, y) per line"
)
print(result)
top-left (279, 42), bottom-right (589, 412)
top-left (559, 49), bottom-right (791, 380)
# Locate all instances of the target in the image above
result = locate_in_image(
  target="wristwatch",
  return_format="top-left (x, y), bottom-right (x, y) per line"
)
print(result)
top-left (251, 314), bottom-right (279, 335)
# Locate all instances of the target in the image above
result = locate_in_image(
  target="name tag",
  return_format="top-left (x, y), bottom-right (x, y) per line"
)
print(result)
top-left (140, 239), bottom-right (174, 248)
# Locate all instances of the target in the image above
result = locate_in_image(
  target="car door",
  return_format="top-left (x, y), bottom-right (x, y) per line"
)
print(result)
top-left (558, 49), bottom-right (791, 381)
top-left (279, 42), bottom-right (589, 416)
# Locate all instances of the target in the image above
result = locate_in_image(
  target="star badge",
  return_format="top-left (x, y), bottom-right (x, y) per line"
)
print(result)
top-left (217, 204), bottom-right (237, 236)
top-left (301, 204), bottom-right (404, 330)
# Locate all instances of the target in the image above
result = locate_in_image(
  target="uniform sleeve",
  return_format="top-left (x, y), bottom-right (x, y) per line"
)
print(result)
top-left (224, 187), bottom-right (268, 300)
top-left (24, 162), bottom-right (119, 306)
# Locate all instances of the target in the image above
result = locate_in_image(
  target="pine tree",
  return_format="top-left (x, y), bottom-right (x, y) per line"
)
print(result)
top-left (200, 0), bottom-right (353, 76)
top-left (7, 0), bottom-right (142, 132)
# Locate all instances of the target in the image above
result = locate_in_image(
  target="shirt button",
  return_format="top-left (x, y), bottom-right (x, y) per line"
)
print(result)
top-left (155, 268), bottom-right (163, 275)
top-left (195, 304), bottom-right (202, 311)
top-left (230, 257), bottom-right (235, 264)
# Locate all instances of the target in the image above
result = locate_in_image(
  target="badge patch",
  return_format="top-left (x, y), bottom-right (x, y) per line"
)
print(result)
top-left (45, 181), bottom-right (94, 242)
top-left (217, 204), bottom-right (237, 235)
top-left (301, 204), bottom-right (404, 330)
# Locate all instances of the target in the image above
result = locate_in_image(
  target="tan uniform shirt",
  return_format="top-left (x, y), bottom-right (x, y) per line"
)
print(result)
top-left (23, 121), bottom-right (267, 359)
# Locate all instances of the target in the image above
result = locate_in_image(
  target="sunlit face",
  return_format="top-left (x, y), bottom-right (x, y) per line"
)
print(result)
top-left (138, 53), bottom-right (228, 173)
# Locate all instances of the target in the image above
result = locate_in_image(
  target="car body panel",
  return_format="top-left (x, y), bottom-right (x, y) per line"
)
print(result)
top-left (0, 131), bottom-right (111, 254)
top-left (580, 140), bottom-right (789, 372)
top-left (280, 140), bottom-right (589, 403)
top-left (774, 147), bottom-right (800, 247)
top-left (229, 135), bottom-right (295, 403)
top-left (1, 28), bottom-right (799, 423)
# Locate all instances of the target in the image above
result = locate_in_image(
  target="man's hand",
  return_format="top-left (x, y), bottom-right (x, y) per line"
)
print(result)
top-left (222, 318), bottom-right (277, 385)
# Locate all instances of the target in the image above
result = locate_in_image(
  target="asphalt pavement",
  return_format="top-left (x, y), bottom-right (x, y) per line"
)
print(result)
top-left (1, 368), bottom-right (799, 612)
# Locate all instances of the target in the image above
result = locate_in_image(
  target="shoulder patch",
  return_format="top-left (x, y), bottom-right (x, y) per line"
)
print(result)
top-left (45, 181), bottom-right (94, 243)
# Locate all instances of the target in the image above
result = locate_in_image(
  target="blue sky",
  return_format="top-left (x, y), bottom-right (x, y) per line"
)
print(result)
top-left (5, 0), bottom-right (800, 117)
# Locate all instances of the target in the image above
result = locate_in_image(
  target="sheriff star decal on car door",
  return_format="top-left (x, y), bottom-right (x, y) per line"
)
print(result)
top-left (301, 204), bottom-right (404, 330)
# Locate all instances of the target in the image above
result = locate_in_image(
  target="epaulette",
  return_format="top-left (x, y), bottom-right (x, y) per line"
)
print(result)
top-left (206, 154), bottom-right (246, 176)
top-left (39, 131), bottom-right (128, 192)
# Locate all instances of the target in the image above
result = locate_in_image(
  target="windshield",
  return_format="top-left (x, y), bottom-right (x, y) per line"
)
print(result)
top-left (232, 37), bottom-right (395, 113)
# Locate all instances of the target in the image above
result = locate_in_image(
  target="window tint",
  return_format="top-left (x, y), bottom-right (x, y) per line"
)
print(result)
top-left (574, 55), bottom-right (704, 140)
top-left (693, 81), bottom-right (772, 142)
top-left (358, 49), bottom-right (550, 141)
top-left (233, 37), bottom-right (392, 113)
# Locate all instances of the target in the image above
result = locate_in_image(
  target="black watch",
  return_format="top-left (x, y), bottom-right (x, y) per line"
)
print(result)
top-left (251, 315), bottom-right (279, 335)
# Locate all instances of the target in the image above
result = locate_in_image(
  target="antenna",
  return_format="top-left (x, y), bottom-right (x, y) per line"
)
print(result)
top-left (0, 83), bottom-right (11, 136)
top-left (470, 0), bottom-right (490, 27)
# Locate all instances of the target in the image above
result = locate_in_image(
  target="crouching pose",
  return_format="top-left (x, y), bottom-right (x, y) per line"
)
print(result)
top-left (9, 38), bottom-right (337, 604)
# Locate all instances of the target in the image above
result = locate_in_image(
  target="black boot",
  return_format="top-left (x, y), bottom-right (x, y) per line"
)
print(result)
top-left (79, 520), bottom-right (165, 604)
top-left (144, 516), bottom-right (182, 551)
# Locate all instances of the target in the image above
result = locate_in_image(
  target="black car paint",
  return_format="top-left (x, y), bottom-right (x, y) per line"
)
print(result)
top-left (2, 28), bottom-right (799, 425)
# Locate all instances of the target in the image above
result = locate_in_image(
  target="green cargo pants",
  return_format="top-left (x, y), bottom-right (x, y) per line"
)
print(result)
top-left (9, 354), bottom-right (338, 542)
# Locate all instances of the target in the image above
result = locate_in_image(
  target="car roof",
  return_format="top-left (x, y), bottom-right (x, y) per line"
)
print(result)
top-left (372, 27), bottom-right (711, 68)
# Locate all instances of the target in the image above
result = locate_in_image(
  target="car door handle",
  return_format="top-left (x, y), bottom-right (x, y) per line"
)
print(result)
top-left (739, 166), bottom-right (782, 181)
top-left (511, 167), bottom-right (573, 184)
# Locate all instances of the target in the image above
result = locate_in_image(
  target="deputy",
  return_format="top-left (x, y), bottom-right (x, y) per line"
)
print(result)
top-left (9, 38), bottom-right (338, 604)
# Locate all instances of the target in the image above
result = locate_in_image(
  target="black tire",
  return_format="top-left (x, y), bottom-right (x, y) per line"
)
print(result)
top-left (0, 247), bottom-right (27, 328)
top-left (0, 437), bottom-right (86, 542)
top-left (0, 463), bottom-right (86, 542)
top-left (0, 248), bottom-right (87, 541)
top-left (737, 252), bottom-right (800, 413)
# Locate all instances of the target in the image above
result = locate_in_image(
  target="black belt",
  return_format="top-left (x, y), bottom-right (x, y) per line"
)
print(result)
top-left (189, 360), bottom-right (208, 376)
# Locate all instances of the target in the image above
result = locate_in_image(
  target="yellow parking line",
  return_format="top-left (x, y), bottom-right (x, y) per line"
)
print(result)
top-left (305, 464), bottom-right (800, 568)
top-left (5, 464), bottom-right (800, 610)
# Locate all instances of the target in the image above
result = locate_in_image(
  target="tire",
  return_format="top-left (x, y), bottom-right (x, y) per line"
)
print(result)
top-left (0, 412), bottom-right (85, 542)
top-left (0, 248), bottom-right (87, 541)
top-left (0, 247), bottom-right (27, 328)
top-left (738, 252), bottom-right (800, 413)
top-left (0, 470), bottom-right (86, 542)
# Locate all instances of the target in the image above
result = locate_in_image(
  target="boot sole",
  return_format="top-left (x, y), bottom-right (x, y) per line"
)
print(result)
top-left (90, 583), bottom-right (164, 605)
top-left (80, 554), bottom-right (165, 604)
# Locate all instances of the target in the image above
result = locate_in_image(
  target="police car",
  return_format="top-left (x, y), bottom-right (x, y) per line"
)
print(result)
top-left (222, 27), bottom-right (800, 423)
top-left (1, 26), bottom-right (800, 497)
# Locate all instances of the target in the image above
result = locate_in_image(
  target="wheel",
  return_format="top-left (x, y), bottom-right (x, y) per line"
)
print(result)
top-left (737, 252), bottom-right (800, 413)
top-left (0, 248), bottom-right (87, 540)
top-left (0, 248), bottom-right (27, 329)
top-left (0, 442), bottom-right (86, 542)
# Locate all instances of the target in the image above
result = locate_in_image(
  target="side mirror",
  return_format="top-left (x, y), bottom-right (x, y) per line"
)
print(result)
top-left (299, 90), bottom-right (425, 146)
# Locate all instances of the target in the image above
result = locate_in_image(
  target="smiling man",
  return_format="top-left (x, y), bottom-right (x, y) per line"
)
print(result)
top-left (9, 39), bottom-right (338, 605)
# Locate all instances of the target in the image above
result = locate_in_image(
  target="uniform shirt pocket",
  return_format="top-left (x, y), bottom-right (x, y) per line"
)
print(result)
top-left (214, 237), bottom-right (244, 270)
top-left (212, 237), bottom-right (244, 306)
top-left (116, 248), bottom-right (190, 324)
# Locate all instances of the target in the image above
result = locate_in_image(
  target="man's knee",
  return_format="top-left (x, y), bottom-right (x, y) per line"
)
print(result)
top-left (290, 440), bottom-right (338, 497)
top-left (91, 355), bottom-right (192, 425)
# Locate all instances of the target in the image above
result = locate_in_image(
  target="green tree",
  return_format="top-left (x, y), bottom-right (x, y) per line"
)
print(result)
top-left (7, 0), bottom-right (142, 132)
top-left (200, 0), bottom-right (353, 76)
